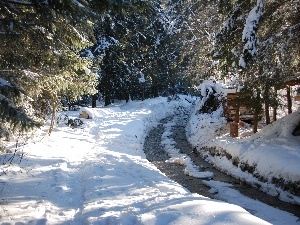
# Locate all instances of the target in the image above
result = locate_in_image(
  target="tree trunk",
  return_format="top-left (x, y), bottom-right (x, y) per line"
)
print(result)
top-left (253, 90), bottom-right (261, 134)
top-left (40, 99), bottom-right (46, 120)
top-left (265, 103), bottom-right (270, 125)
top-left (104, 92), bottom-right (110, 106)
top-left (104, 74), bottom-right (111, 106)
top-left (48, 94), bottom-right (56, 135)
top-left (264, 87), bottom-right (270, 125)
top-left (273, 106), bottom-right (277, 121)
top-left (125, 91), bottom-right (130, 102)
top-left (287, 86), bottom-right (292, 114)
top-left (142, 85), bottom-right (145, 101)
top-left (272, 88), bottom-right (278, 122)
top-left (253, 113), bottom-right (258, 133)
top-left (152, 77), bottom-right (159, 98)
top-left (92, 94), bottom-right (97, 108)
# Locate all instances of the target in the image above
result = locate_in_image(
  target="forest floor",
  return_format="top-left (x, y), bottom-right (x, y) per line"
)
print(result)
top-left (143, 113), bottom-right (300, 218)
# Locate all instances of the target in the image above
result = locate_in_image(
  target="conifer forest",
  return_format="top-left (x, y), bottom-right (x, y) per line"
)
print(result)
top-left (0, 0), bottom-right (299, 139)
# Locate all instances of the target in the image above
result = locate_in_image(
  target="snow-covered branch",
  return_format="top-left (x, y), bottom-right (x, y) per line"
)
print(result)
top-left (239, 0), bottom-right (264, 68)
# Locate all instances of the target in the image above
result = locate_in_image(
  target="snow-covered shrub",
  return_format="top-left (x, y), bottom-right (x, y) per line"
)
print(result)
top-left (196, 78), bottom-right (225, 114)
top-left (186, 79), bottom-right (227, 148)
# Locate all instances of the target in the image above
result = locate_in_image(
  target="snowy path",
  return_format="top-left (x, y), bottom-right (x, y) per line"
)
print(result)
top-left (144, 113), bottom-right (300, 225)
top-left (0, 98), bottom-right (283, 224)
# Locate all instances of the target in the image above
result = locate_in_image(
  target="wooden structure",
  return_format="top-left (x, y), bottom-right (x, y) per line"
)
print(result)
top-left (224, 93), bottom-right (253, 123)
top-left (230, 122), bottom-right (239, 137)
top-left (274, 73), bottom-right (300, 119)
top-left (274, 74), bottom-right (300, 90)
top-left (224, 92), bottom-right (254, 137)
top-left (294, 96), bottom-right (300, 101)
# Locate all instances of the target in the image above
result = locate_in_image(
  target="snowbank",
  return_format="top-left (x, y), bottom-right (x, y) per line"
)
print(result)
top-left (188, 97), bottom-right (300, 205)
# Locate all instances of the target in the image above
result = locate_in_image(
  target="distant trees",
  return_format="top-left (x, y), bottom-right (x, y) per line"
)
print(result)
top-left (84, 0), bottom-right (222, 106)
top-left (82, 0), bottom-right (300, 129)
top-left (166, 0), bottom-right (222, 83)
top-left (83, 0), bottom-right (185, 106)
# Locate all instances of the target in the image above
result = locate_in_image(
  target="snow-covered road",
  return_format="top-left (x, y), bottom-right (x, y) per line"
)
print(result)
top-left (0, 97), bottom-right (298, 224)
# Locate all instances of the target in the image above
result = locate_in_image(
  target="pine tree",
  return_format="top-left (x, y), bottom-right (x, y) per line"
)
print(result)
top-left (255, 0), bottom-right (299, 120)
top-left (212, 0), bottom-right (299, 132)
top-left (0, 0), bottom-right (98, 137)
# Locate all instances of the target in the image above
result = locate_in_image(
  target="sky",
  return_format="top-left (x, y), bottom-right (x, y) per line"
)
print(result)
top-left (0, 95), bottom-right (299, 225)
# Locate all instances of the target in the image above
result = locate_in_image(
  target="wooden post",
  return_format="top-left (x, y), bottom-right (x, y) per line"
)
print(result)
top-left (230, 122), bottom-right (239, 137)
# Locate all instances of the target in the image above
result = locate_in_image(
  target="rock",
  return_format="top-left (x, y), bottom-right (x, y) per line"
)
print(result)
top-left (79, 111), bottom-right (90, 119)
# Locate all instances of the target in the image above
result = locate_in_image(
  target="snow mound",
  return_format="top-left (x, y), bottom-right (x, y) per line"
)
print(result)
top-left (188, 96), bottom-right (300, 205)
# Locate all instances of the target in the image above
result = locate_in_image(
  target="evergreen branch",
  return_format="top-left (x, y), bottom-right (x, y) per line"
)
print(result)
top-left (0, 94), bottom-right (41, 130)
top-left (1, 0), bottom-right (32, 6)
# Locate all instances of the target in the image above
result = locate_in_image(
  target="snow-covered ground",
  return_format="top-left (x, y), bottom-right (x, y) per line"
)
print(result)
top-left (0, 96), bottom-right (299, 224)
top-left (187, 94), bottom-right (300, 206)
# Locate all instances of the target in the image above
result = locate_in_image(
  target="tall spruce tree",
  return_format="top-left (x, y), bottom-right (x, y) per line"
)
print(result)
top-left (212, 0), bottom-right (299, 132)
top-left (0, 0), bottom-right (99, 137)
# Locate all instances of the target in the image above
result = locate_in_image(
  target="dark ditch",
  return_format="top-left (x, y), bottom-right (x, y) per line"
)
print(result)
top-left (143, 116), bottom-right (300, 218)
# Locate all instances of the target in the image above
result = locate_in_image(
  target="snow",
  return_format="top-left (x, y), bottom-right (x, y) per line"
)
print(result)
top-left (138, 73), bottom-right (146, 83)
top-left (239, 0), bottom-right (263, 68)
top-left (84, 67), bottom-right (91, 75)
top-left (0, 77), bottom-right (12, 87)
top-left (239, 57), bottom-right (247, 68)
top-left (72, 0), bottom-right (85, 8)
top-left (93, 36), bottom-right (119, 56)
top-left (0, 96), bottom-right (298, 224)
top-left (187, 81), bottom-right (300, 207)
top-left (203, 180), bottom-right (299, 225)
top-left (187, 88), bottom-right (300, 207)
top-left (79, 107), bottom-right (94, 119)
